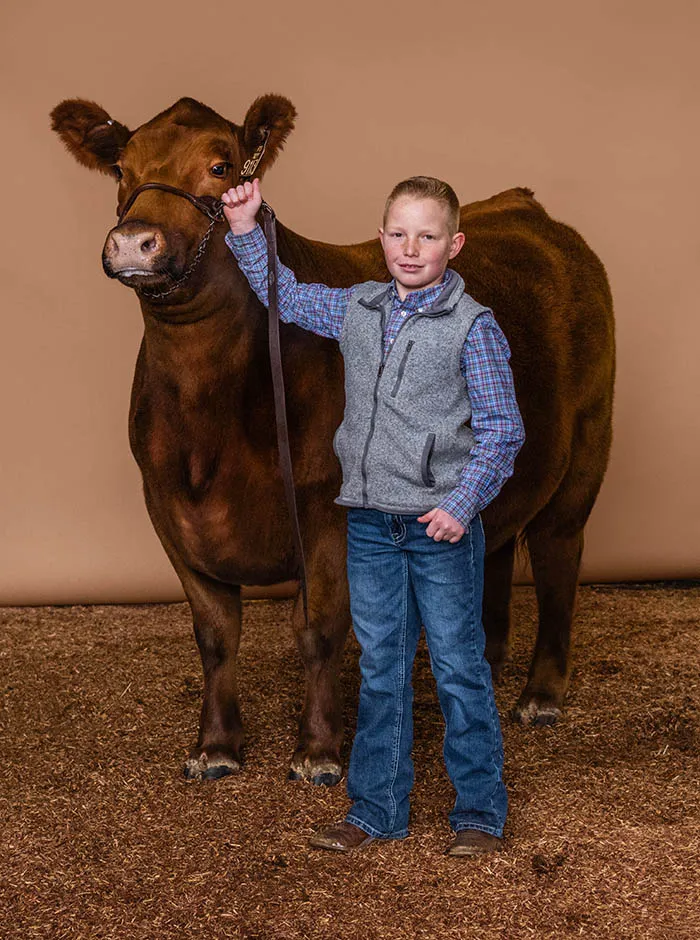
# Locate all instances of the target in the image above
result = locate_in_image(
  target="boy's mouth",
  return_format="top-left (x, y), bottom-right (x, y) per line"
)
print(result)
top-left (399, 264), bottom-right (422, 272)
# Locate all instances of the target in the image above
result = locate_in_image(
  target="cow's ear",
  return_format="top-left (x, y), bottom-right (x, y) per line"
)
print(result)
top-left (238, 94), bottom-right (296, 177)
top-left (51, 99), bottom-right (132, 179)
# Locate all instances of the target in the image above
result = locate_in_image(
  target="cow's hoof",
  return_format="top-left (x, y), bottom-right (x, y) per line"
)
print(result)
top-left (288, 757), bottom-right (342, 787)
top-left (512, 695), bottom-right (562, 727)
top-left (183, 752), bottom-right (241, 782)
top-left (312, 771), bottom-right (342, 787)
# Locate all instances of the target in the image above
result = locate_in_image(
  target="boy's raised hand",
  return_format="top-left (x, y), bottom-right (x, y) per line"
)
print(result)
top-left (221, 178), bottom-right (262, 236)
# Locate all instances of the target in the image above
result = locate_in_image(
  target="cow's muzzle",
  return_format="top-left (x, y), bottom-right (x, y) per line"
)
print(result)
top-left (103, 221), bottom-right (170, 283)
top-left (107, 183), bottom-right (226, 299)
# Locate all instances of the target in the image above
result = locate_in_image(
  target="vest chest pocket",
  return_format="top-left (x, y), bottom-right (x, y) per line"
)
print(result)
top-left (390, 340), bottom-right (415, 397)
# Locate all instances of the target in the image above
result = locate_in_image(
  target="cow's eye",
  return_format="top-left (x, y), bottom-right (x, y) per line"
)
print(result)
top-left (113, 165), bottom-right (123, 181)
top-left (210, 163), bottom-right (231, 178)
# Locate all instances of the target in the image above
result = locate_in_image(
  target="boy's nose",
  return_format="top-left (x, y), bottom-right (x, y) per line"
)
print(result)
top-left (403, 239), bottom-right (419, 257)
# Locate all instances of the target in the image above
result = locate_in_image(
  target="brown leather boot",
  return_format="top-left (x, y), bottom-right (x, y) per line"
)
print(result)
top-left (445, 830), bottom-right (502, 857)
top-left (309, 821), bottom-right (375, 852)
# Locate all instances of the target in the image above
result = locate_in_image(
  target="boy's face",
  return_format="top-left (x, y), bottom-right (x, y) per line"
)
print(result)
top-left (379, 196), bottom-right (465, 300)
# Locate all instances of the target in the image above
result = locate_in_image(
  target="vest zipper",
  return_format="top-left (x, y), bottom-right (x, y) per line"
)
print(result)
top-left (356, 291), bottom-right (461, 506)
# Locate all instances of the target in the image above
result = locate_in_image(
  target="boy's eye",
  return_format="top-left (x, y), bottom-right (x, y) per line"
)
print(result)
top-left (423, 234), bottom-right (435, 240)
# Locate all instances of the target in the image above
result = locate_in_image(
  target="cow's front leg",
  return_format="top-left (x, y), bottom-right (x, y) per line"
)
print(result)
top-left (288, 527), bottom-right (351, 786)
top-left (178, 567), bottom-right (245, 780)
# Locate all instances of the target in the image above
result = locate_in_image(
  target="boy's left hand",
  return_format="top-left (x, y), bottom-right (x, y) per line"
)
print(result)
top-left (417, 508), bottom-right (465, 543)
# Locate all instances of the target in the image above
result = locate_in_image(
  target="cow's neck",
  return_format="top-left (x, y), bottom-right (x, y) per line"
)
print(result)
top-left (138, 262), bottom-right (265, 400)
top-left (274, 220), bottom-right (386, 285)
top-left (137, 217), bottom-right (384, 396)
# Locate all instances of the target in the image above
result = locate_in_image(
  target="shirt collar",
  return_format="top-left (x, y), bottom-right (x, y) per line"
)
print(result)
top-left (389, 269), bottom-right (452, 311)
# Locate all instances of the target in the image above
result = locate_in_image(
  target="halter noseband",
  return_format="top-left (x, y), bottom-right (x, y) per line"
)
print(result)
top-left (117, 183), bottom-right (226, 226)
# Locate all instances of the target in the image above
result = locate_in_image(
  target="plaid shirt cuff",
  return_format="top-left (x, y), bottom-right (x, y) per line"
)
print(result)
top-left (436, 491), bottom-right (478, 530)
top-left (224, 224), bottom-right (267, 265)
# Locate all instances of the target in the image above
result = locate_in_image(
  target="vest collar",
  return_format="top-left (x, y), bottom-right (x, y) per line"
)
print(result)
top-left (358, 269), bottom-right (465, 317)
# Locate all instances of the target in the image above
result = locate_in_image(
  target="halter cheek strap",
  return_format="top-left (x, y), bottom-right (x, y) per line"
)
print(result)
top-left (115, 127), bottom-right (272, 225)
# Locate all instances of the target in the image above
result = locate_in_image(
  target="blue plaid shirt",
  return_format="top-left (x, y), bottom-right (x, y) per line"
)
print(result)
top-left (225, 225), bottom-right (525, 528)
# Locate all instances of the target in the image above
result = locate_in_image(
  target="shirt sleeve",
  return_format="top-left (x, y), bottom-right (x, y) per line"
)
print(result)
top-left (225, 225), bottom-right (352, 341)
top-left (437, 312), bottom-right (526, 528)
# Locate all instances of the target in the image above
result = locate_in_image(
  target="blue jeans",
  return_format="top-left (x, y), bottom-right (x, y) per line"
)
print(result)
top-left (344, 508), bottom-right (507, 839)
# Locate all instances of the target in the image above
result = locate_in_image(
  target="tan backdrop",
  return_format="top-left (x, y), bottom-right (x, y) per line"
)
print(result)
top-left (1, 0), bottom-right (698, 604)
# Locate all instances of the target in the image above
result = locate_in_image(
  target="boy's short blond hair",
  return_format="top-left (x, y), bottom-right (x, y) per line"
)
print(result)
top-left (383, 176), bottom-right (461, 237)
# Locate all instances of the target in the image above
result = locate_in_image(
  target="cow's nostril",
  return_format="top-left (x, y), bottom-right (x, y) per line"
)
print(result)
top-left (141, 237), bottom-right (157, 254)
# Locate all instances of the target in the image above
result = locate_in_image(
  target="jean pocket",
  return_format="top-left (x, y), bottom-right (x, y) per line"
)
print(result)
top-left (428, 535), bottom-right (474, 584)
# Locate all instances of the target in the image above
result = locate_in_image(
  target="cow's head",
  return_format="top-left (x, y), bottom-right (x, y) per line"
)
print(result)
top-left (51, 96), bottom-right (296, 305)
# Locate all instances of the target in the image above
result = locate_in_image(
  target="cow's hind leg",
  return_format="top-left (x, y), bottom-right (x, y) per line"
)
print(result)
top-left (515, 401), bottom-right (611, 726)
top-left (178, 567), bottom-right (245, 781)
top-left (514, 525), bottom-right (582, 726)
top-left (483, 536), bottom-right (516, 683)
top-left (288, 525), bottom-right (350, 787)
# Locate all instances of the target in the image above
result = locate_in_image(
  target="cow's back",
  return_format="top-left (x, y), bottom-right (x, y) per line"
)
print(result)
top-left (452, 189), bottom-right (615, 541)
top-left (279, 188), bottom-right (615, 546)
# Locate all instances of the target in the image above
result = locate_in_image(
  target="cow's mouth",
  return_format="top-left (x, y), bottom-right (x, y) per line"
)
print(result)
top-left (114, 268), bottom-right (158, 277)
top-left (112, 269), bottom-right (180, 293)
top-left (103, 258), bottom-right (185, 291)
top-left (114, 269), bottom-right (160, 281)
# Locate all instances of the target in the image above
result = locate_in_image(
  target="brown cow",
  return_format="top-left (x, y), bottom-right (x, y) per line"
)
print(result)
top-left (50, 95), bottom-right (614, 783)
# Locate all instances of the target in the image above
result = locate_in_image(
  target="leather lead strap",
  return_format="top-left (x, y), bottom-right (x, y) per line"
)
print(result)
top-left (261, 201), bottom-right (309, 624)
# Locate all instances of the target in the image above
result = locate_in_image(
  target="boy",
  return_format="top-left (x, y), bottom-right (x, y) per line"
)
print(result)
top-left (222, 176), bottom-right (525, 857)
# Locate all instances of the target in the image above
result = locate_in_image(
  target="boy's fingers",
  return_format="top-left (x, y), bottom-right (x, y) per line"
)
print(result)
top-left (222, 181), bottom-right (262, 206)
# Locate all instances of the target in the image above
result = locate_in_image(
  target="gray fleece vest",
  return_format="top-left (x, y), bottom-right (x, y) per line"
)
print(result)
top-left (333, 269), bottom-right (489, 515)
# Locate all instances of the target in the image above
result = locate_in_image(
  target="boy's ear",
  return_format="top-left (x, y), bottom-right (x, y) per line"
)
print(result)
top-left (51, 99), bottom-right (132, 178)
top-left (449, 232), bottom-right (466, 259)
top-left (236, 94), bottom-right (297, 179)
